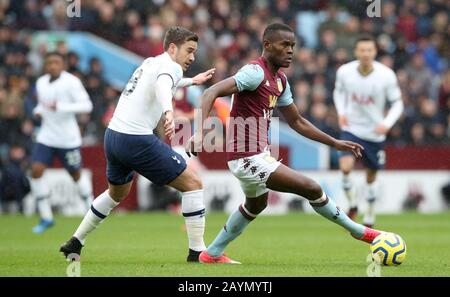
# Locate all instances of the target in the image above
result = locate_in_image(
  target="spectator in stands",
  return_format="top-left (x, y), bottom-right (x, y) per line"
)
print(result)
top-left (0, 0), bottom-right (448, 177)
top-left (0, 143), bottom-right (30, 214)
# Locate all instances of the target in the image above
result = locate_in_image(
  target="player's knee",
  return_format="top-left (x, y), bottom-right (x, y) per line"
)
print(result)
top-left (190, 175), bottom-right (203, 190)
top-left (245, 199), bottom-right (267, 215)
top-left (31, 164), bottom-right (46, 178)
top-left (366, 172), bottom-right (377, 184)
top-left (182, 172), bottom-right (203, 191)
top-left (69, 171), bottom-right (81, 182)
top-left (342, 167), bottom-right (352, 175)
top-left (108, 184), bottom-right (131, 202)
top-left (339, 157), bottom-right (354, 174)
top-left (305, 181), bottom-right (323, 200)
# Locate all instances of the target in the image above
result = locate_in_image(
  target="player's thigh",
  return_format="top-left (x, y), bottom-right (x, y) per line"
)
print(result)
top-left (227, 152), bottom-right (280, 198)
top-left (56, 147), bottom-right (82, 175)
top-left (168, 165), bottom-right (202, 192)
top-left (130, 135), bottom-right (190, 188)
top-left (266, 163), bottom-right (322, 200)
top-left (361, 141), bottom-right (385, 173)
top-left (31, 143), bottom-right (54, 178)
top-left (104, 128), bottom-right (135, 187)
top-left (338, 131), bottom-right (359, 173)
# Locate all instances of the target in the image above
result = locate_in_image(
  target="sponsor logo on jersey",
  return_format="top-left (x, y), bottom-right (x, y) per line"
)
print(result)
top-left (277, 78), bottom-right (283, 92)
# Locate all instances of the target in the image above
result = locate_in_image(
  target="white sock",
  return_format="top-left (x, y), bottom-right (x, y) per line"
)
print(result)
top-left (342, 173), bottom-right (357, 208)
top-left (182, 190), bottom-right (206, 252)
top-left (75, 174), bottom-right (93, 209)
top-left (30, 177), bottom-right (53, 221)
top-left (73, 190), bottom-right (119, 244)
top-left (364, 182), bottom-right (377, 225)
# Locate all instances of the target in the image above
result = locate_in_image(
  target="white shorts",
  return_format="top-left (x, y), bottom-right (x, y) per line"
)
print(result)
top-left (227, 151), bottom-right (281, 198)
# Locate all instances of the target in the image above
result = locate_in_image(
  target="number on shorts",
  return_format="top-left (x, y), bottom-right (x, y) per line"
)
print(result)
top-left (377, 150), bottom-right (386, 165)
top-left (65, 150), bottom-right (81, 167)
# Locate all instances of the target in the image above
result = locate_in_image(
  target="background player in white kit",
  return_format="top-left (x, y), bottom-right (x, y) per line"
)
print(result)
top-left (60, 27), bottom-right (215, 262)
top-left (31, 52), bottom-right (93, 234)
top-left (333, 35), bottom-right (404, 227)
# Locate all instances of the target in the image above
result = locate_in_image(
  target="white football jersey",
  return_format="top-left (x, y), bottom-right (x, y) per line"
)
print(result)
top-left (333, 60), bottom-right (402, 142)
top-left (108, 52), bottom-right (183, 135)
top-left (34, 71), bottom-right (92, 148)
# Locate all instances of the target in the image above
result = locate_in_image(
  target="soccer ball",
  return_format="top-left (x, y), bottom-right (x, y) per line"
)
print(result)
top-left (370, 232), bottom-right (407, 266)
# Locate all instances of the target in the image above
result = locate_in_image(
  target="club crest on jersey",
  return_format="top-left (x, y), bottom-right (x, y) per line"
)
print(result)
top-left (269, 95), bottom-right (278, 108)
top-left (277, 78), bottom-right (283, 92)
top-left (265, 80), bottom-right (270, 87)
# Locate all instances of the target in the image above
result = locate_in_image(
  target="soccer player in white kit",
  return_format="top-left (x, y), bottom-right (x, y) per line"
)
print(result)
top-left (60, 27), bottom-right (216, 262)
top-left (31, 52), bottom-right (93, 233)
top-left (333, 35), bottom-right (404, 227)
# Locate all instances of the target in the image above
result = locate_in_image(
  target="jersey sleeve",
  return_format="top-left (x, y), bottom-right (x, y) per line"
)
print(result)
top-left (276, 78), bottom-right (294, 107)
top-left (177, 78), bottom-right (194, 88)
top-left (155, 73), bottom-right (175, 113)
top-left (233, 64), bottom-right (265, 92)
top-left (333, 66), bottom-right (347, 115)
top-left (157, 62), bottom-right (183, 88)
top-left (57, 77), bottom-right (93, 113)
top-left (386, 70), bottom-right (401, 102)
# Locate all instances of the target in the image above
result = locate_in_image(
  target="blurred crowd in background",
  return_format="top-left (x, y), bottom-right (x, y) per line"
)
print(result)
top-left (0, 0), bottom-right (449, 173)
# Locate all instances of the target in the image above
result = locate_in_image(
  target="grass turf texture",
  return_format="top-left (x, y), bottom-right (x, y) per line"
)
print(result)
top-left (0, 212), bottom-right (449, 276)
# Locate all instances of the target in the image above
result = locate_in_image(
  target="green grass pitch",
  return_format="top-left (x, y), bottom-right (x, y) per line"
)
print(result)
top-left (1, 211), bottom-right (449, 276)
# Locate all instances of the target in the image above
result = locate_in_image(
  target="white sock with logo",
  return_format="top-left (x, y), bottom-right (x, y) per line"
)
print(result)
top-left (182, 190), bottom-right (206, 252)
top-left (73, 190), bottom-right (119, 244)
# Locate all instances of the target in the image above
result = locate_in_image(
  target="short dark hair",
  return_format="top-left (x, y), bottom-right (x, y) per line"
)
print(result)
top-left (263, 23), bottom-right (294, 41)
top-left (163, 26), bottom-right (198, 51)
top-left (45, 51), bottom-right (65, 60)
top-left (355, 34), bottom-right (377, 48)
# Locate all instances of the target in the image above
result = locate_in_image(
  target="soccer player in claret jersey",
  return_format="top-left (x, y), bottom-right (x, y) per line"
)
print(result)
top-left (333, 35), bottom-right (403, 228)
top-left (60, 27), bottom-right (215, 262)
top-left (186, 23), bottom-right (386, 264)
top-left (31, 52), bottom-right (93, 234)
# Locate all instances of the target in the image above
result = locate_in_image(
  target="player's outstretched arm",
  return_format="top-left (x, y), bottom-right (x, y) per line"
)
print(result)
top-left (57, 79), bottom-right (93, 113)
top-left (186, 77), bottom-right (238, 157)
top-left (177, 68), bottom-right (216, 87)
top-left (192, 68), bottom-right (216, 85)
top-left (199, 77), bottom-right (238, 122)
top-left (279, 103), bottom-right (363, 158)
